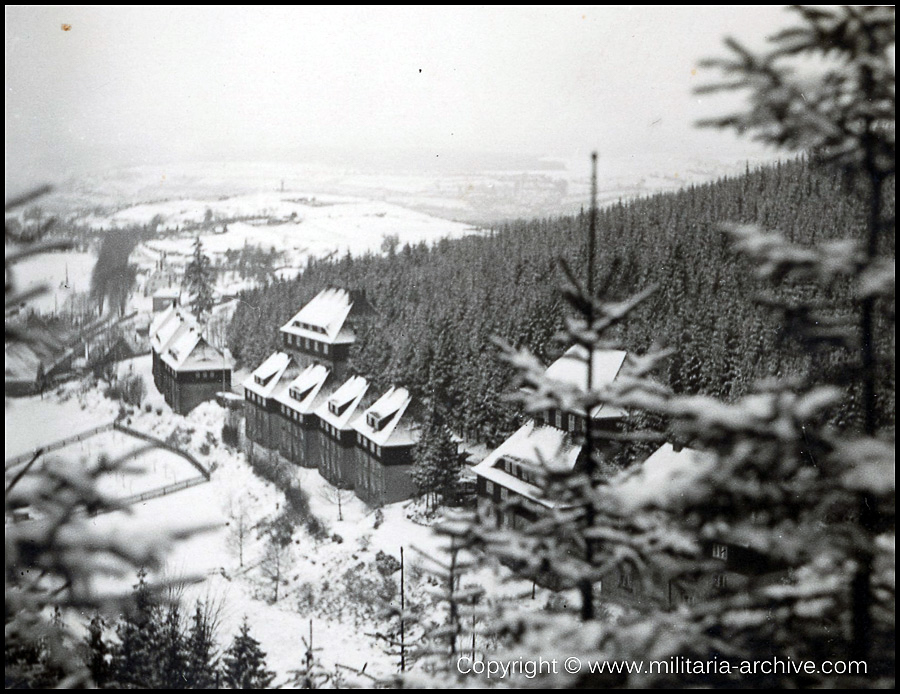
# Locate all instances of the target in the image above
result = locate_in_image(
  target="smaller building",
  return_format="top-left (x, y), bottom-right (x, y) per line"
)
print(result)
top-left (609, 443), bottom-right (777, 607)
top-left (151, 316), bottom-right (233, 414)
top-left (313, 375), bottom-right (368, 489)
top-left (351, 386), bottom-right (420, 507)
top-left (533, 344), bottom-right (628, 435)
top-left (152, 288), bottom-right (181, 313)
top-left (274, 364), bottom-right (332, 467)
top-left (473, 421), bottom-right (582, 529)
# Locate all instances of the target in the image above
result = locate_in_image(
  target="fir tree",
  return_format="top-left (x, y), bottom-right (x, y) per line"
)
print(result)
top-left (111, 569), bottom-right (164, 688)
top-left (222, 618), bottom-right (275, 689)
top-left (183, 236), bottom-right (215, 319)
top-left (412, 403), bottom-right (463, 513)
top-left (183, 600), bottom-right (220, 689)
top-left (83, 616), bottom-right (111, 688)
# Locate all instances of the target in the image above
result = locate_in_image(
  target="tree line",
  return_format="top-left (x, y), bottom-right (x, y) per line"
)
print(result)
top-left (227, 157), bottom-right (895, 449)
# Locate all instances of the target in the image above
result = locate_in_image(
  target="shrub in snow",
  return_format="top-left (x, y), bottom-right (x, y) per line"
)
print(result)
top-left (375, 550), bottom-right (401, 577)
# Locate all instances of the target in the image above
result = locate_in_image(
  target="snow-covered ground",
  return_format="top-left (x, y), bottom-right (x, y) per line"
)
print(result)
top-left (131, 194), bottom-right (480, 274)
top-left (7, 251), bottom-right (96, 315)
top-left (6, 367), bottom-right (545, 683)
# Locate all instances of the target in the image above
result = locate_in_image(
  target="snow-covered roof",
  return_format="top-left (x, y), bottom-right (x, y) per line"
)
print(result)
top-left (472, 422), bottom-right (581, 508)
top-left (151, 307), bottom-right (231, 372)
top-left (149, 306), bottom-right (184, 352)
top-left (279, 288), bottom-right (356, 345)
top-left (613, 443), bottom-right (716, 513)
top-left (544, 344), bottom-right (628, 419)
top-left (160, 327), bottom-right (233, 372)
top-left (314, 375), bottom-right (368, 430)
top-left (242, 352), bottom-right (292, 399)
top-left (153, 288), bottom-right (181, 299)
top-left (275, 363), bottom-right (331, 414)
top-left (351, 386), bottom-right (417, 447)
top-left (149, 304), bottom-right (176, 339)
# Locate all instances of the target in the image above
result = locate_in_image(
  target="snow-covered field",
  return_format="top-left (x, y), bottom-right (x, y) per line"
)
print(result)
top-left (7, 251), bottom-right (96, 315)
top-left (6, 367), bottom-right (543, 683)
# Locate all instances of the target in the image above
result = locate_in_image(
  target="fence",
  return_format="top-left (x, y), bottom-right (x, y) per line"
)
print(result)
top-left (4, 421), bottom-right (116, 470)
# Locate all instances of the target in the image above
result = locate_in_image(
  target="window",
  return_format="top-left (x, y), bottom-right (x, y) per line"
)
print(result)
top-left (484, 480), bottom-right (494, 495)
top-left (323, 344), bottom-right (330, 356)
top-left (499, 487), bottom-right (508, 501)
top-left (713, 573), bottom-right (727, 589)
top-left (568, 413), bottom-right (576, 431)
top-left (712, 544), bottom-right (729, 561)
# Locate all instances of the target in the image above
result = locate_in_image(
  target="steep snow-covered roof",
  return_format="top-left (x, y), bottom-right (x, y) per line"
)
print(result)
top-left (149, 304), bottom-right (177, 339)
top-left (279, 288), bottom-right (356, 345)
top-left (472, 422), bottom-right (581, 507)
top-left (150, 306), bottom-right (185, 353)
top-left (544, 344), bottom-right (628, 419)
top-left (160, 327), bottom-right (233, 372)
top-left (351, 386), bottom-right (416, 447)
top-left (242, 352), bottom-right (292, 399)
top-left (613, 443), bottom-right (716, 513)
top-left (275, 364), bottom-right (331, 414)
top-left (314, 375), bottom-right (368, 430)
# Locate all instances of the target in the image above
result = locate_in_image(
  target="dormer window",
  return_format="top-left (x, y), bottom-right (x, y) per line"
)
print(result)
top-left (367, 412), bottom-right (383, 430)
top-left (329, 400), bottom-right (350, 416)
top-left (290, 385), bottom-right (314, 402)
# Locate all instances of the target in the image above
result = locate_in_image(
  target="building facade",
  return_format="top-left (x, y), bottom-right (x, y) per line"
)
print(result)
top-left (149, 306), bottom-right (232, 415)
top-left (351, 386), bottom-right (419, 507)
top-left (239, 288), bottom-right (426, 507)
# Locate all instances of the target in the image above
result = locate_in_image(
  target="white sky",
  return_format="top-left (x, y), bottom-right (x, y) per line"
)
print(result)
top-left (6, 6), bottom-right (793, 185)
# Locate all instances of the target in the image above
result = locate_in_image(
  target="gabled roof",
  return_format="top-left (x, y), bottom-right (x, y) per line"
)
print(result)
top-left (161, 327), bottom-right (233, 372)
top-left (279, 288), bottom-right (356, 345)
top-left (472, 421), bottom-right (581, 508)
top-left (275, 364), bottom-right (331, 414)
top-left (150, 306), bottom-right (184, 353)
top-left (242, 352), bottom-right (292, 399)
top-left (351, 386), bottom-right (417, 447)
top-left (149, 304), bottom-right (177, 339)
top-left (314, 375), bottom-right (368, 430)
top-left (613, 443), bottom-right (717, 513)
top-left (544, 344), bottom-right (628, 419)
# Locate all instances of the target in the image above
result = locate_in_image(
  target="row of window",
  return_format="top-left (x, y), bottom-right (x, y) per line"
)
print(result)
top-left (291, 320), bottom-right (327, 335)
top-left (284, 332), bottom-right (331, 355)
top-left (280, 404), bottom-right (306, 422)
top-left (494, 457), bottom-right (537, 484)
top-left (356, 432), bottom-right (383, 457)
top-left (538, 409), bottom-right (585, 433)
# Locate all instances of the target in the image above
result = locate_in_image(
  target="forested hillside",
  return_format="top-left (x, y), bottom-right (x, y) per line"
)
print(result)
top-left (228, 158), bottom-right (895, 447)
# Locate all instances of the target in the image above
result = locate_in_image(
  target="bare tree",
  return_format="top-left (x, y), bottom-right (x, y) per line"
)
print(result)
top-left (319, 483), bottom-right (353, 522)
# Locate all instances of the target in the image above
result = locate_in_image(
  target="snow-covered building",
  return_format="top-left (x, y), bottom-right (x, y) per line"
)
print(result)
top-left (476, 344), bottom-right (627, 528)
top-left (274, 363), bottom-right (332, 467)
top-left (473, 422), bottom-right (582, 528)
top-left (242, 351), bottom-right (295, 454)
top-left (151, 288), bottom-right (180, 313)
top-left (533, 344), bottom-right (628, 433)
top-left (149, 306), bottom-right (232, 414)
top-left (278, 287), bottom-right (374, 380)
top-left (313, 375), bottom-right (369, 489)
top-left (610, 442), bottom-right (770, 605)
top-left (351, 386), bottom-right (420, 507)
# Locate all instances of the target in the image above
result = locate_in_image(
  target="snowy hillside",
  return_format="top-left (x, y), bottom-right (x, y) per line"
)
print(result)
top-left (6, 361), bottom-right (546, 682)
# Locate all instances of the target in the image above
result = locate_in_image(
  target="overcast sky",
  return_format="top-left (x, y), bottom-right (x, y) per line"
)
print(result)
top-left (6, 6), bottom-right (792, 186)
